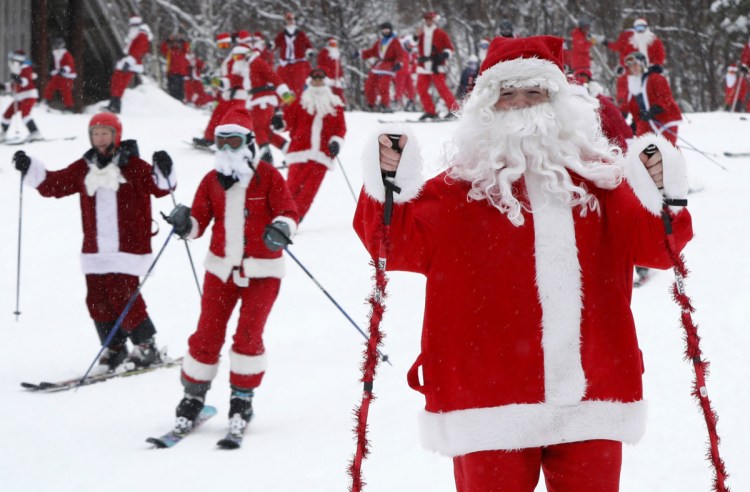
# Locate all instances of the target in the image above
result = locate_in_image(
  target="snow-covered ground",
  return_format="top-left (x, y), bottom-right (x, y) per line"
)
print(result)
top-left (0, 81), bottom-right (747, 491)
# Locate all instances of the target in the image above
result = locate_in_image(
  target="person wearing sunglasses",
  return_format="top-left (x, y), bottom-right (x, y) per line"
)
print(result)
top-left (283, 68), bottom-right (347, 221)
top-left (164, 109), bottom-right (298, 441)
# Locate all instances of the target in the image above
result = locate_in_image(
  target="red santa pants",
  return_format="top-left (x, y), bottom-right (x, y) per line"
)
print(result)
top-left (184, 80), bottom-right (213, 107)
top-left (85, 273), bottom-right (148, 331)
top-left (186, 272), bottom-right (280, 389)
top-left (2, 98), bottom-right (35, 125)
top-left (43, 75), bottom-right (74, 108)
top-left (277, 61), bottom-right (312, 97)
top-left (110, 70), bottom-right (135, 98)
top-left (286, 161), bottom-right (328, 219)
top-left (417, 73), bottom-right (457, 114)
top-left (453, 440), bottom-right (622, 492)
top-left (364, 73), bottom-right (393, 108)
top-left (250, 104), bottom-right (287, 149)
top-left (394, 68), bottom-right (416, 102)
top-left (204, 98), bottom-right (246, 141)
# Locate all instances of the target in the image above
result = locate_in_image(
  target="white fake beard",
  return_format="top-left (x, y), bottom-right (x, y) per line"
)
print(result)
top-left (84, 163), bottom-right (127, 196)
top-left (300, 86), bottom-right (343, 117)
top-left (214, 146), bottom-right (256, 187)
top-left (448, 89), bottom-right (622, 226)
top-left (627, 75), bottom-right (643, 96)
top-left (629, 30), bottom-right (656, 62)
top-left (126, 27), bottom-right (140, 44)
top-left (327, 47), bottom-right (340, 60)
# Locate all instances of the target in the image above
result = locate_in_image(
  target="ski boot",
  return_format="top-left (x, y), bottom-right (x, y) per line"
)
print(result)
top-left (126, 337), bottom-right (162, 368)
top-left (228, 387), bottom-right (255, 436)
top-left (92, 321), bottom-right (129, 375)
top-left (192, 137), bottom-right (214, 149)
top-left (175, 394), bottom-right (206, 435)
top-left (418, 112), bottom-right (440, 121)
top-left (26, 120), bottom-right (43, 142)
top-left (404, 99), bottom-right (417, 112)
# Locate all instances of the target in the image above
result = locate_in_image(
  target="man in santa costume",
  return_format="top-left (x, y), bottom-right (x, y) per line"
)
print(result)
top-left (284, 68), bottom-right (346, 221)
top-left (625, 51), bottom-right (682, 145)
top-left (566, 17), bottom-right (596, 73)
top-left (1, 50), bottom-right (42, 142)
top-left (724, 63), bottom-right (749, 112)
top-left (12, 113), bottom-right (175, 374)
top-left (317, 36), bottom-right (346, 101)
top-left (160, 33), bottom-right (190, 101)
top-left (164, 109), bottom-right (298, 437)
top-left (184, 52), bottom-right (213, 108)
top-left (358, 22), bottom-right (407, 112)
top-left (41, 38), bottom-right (77, 112)
top-left (105, 15), bottom-right (153, 114)
top-left (354, 35), bottom-right (693, 491)
top-left (274, 12), bottom-right (314, 97)
top-left (415, 12), bottom-right (458, 120)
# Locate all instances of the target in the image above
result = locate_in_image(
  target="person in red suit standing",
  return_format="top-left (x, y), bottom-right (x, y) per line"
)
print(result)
top-left (274, 12), bottom-right (314, 97)
top-left (160, 34), bottom-right (190, 101)
top-left (163, 109), bottom-right (298, 438)
top-left (355, 35), bottom-right (692, 491)
top-left (252, 31), bottom-right (275, 67)
top-left (42, 37), bottom-right (77, 112)
top-left (724, 63), bottom-right (749, 111)
top-left (12, 113), bottom-right (175, 374)
top-left (415, 12), bottom-right (458, 120)
top-left (358, 22), bottom-right (407, 112)
top-left (567, 18), bottom-right (596, 73)
top-left (394, 34), bottom-right (418, 111)
top-left (317, 37), bottom-right (346, 101)
top-left (625, 51), bottom-right (682, 145)
top-left (105, 15), bottom-right (153, 114)
top-left (283, 68), bottom-right (346, 221)
top-left (1, 50), bottom-right (42, 142)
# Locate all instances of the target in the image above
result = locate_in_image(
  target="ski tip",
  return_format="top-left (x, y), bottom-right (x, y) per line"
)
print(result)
top-left (146, 437), bottom-right (169, 449)
top-left (20, 382), bottom-right (39, 390)
top-left (216, 438), bottom-right (241, 450)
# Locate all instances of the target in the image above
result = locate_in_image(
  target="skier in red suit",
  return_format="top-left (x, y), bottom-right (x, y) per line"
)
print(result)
top-left (284, 68), bottom-right (346, 220)
top-left (1, 50), bottom-right (42, 142)
top-left (358, 22), bottom-right (407, 111)
top-left (252, 31), bottom-right (275, 67)
top-left (42, 38), bottom-right (77, 112)
top-left (724, 63), bottom-right (749, 111)
top-left (274, 12), bottom-right (314, 97)
top-left (567, 18), bottom-right (596, 73)
top-left (625, 51), bottom-right (682, 145)
top-left (355, 35), bottom-right (692, 492)
top-left (415, 12), bottom-right (458, 120)
top-left (160, 34), bottom-right (190, 101)
top-left (12, 113), bottom-right (175, 374)
top-left (105, 16), bottom-right (153, 114)
top-left (317, 37), bottom-right (346, 101)
top-left (163, 109), bottom-right (298, 437)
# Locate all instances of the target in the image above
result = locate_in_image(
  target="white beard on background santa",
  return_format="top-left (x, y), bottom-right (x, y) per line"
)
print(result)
top-left (354, 35), bottom-right (693, 492)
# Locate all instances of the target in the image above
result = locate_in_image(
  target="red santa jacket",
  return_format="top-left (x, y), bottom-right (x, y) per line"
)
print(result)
top-left (241, 54), bottom-right (291, 109)
top-left (10, 65), bottom-right (39, 101)
top-left (724, 67), bottom-right (748, 109)
top-left (51, 48), bottom-right (77, 79)
top-left (285, 90), bottom-right (347, 168)
top-left (741, 42), bottom-right (750, 67)
top-left (317, 47), bottom-right (344, 89)
top-left (187, 164), bottom-right (298, 283)
top-left (360, 35), bottom-right (407, 76)
top-left (22, 150), bottom-right (174, 276)
top-left (629, 67), bottom-right (682, 138)
top-left (160, 39), bottom-right (190, 76)
top-left (608, 29), bottom-right (665, 66)
top-left (116, 28), bottom-right (152, 73)
top-left (416, 26), bottom-right (454, 75)
top-left (597, 94), bottom-right (633, 151)
top-left (188, 55), bottom-right (206, 81)
top-left (274, 27), bottom-right (313, 65)
top-left (354, 131), bottom-right (692, 456)
top-left (568, 27), bottom-right (593, 71)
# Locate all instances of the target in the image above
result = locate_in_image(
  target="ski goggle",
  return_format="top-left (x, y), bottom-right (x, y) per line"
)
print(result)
top-left (216, 133), bottom-right (247, 150)
top-left (634, 24), bottom-right (647, 32)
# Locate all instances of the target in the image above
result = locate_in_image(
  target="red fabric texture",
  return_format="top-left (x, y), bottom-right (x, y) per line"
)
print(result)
top-left (109, 70), bottom-right (135, 97)
top-left (360, 37), bottom-right (407, 74)
top-left (417, 73), bottom-right (457, 113)
top-left (277, 62), bottom-right (311, 97)
top-left (85, 273), bottom-right (148, 329)
top-left (607, 29), bottom-right (666, 66)
top-left (284, 96), bottom-right (346, 165)
top-left (628, 71), bottom-right (681, 142)
top-left (453, 440), bottom-right (622, 492)
top-left (274, 28), bottom-right (313, 62)
top-left (2, 98), bottom-right (35, 121)
top-left (286, 161), bottom-right (328, 218)
top-left (364, 73), bottom-right (393, 107)
top-left (416, 28), bottom-right (455, 71)
top-left (245, 55), bottom-right (287, 103)
top-left (126, 31), bottom-right (151, 63)
top-left (160, 40), bottom-right (190, 76)
top-left (597, 94), bottom-right (633, 151)
top-left (480, 35), bottom-right (564, 74)
top-left (203, 98), bottom-right (246, 140)
top-left (317, 47), bottom-right (344, 84)
top-left (394, 64), bottom-right (416, 101)
top-left (43, 76), bottom-right (74, 108)
top-left (568, 28), bottom-right (593, 72)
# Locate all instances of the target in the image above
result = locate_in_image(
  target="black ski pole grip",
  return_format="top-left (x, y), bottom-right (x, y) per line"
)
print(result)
top-left (386, 134), bottom-right (403, 153)
top-left (643, 144), bottom-right (658, 156)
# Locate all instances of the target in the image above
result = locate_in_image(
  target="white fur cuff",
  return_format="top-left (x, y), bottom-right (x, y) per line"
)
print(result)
top-left (24, 156), bottom-right (47, 189)
top-left (229, 350), bottom-right (268, 376)
top-left (361, 125), bottom-right (424, 204)
top-left (624, 134), bottom-right (688, 216)
top-left (182, 352), bottom-right (220, 383)
top-left (272, 215), bottom-right (298, 237)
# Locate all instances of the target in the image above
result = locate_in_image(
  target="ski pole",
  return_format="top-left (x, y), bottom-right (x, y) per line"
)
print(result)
top-left (649, 120), bottom-right (728, 171)
top-left (164, 174), bottom-right (202, 298)
top-left (13, 174), bottom-right (24, 321)
top-left (336, 155), bottom-right (358, 203)
top-left (349, 134), bottom-right (402, 492)
top-left (76, 229), bottom-right (175, 388)
top-left (283, 245), bottom-right (390, 365)
top-left (644, 145), bottom-right (729, 491)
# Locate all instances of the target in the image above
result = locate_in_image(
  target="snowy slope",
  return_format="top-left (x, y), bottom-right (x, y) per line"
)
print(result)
top-left (0, 81), bottom-right (747, 492)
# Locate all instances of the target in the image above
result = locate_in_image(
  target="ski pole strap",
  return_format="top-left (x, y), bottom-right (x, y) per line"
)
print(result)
top-left (363, 381), bottom-right (373, 392)
top-left (664, 198), bottom-right (687, 207)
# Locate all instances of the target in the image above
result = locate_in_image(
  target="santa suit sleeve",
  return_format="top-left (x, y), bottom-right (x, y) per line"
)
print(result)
top-left (188, 172), bottom-right (215, 240)
top-left (360, 40), bottom-right (379, 60)
top-left (264, 163), bottom-right (299, 232)
top-left (31, 159), bottom-right (87, 197)
top-left (327, 106), bottom-right (347, 153)
top-left (129, 32), bottom-right (151, 62)
top-left (647, 73), bottom-right (681, 124)
top-left (298, 31), bottom-right (314, 57)
top-left (648, 38), bottom-right (666, 66)
top-left (742, 44), bottom-right (750, 67)
top-left (597, 95), bottom-right (633, 151)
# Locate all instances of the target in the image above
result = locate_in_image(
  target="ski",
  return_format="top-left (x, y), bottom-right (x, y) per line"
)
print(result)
top-left (4, 135), bottom-right (78, 145)
top-left (146, 405), bottom-right (218, 449)
top-left (723, 151), bottom-right (750, 157)
top-left (216, 415), bottom-right (250, 449)
top-left (184, 140), bottom-right (216, 153)
top-left (377, 117), bottom-right (456, 124)
top-left (20, 354), bottom-right (182, 393)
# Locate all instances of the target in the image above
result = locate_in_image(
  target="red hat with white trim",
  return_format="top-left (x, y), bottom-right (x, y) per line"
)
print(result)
top-left (423, 11), bottom-right (439, 21)
top-left (129, 15), bottom-right (143, 26)
top-left (237, 30), bottom-right (252, 44)
top-left (215, 109), bottom-right (254, 135)
top-left (216, 32), bottom-right (231, 48)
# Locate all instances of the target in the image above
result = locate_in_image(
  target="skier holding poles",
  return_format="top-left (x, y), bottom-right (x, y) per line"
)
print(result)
top-left (12, 113), bottom-right (176, 375)
top-left (353, 35), bottom-right (694, 491)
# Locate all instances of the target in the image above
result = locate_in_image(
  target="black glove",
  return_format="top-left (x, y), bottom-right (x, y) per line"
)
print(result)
top-left (616, 65), bottom-right (626, 76)
top-left (433, 52), bottom-right (449, 64)
top-left (163, 204), bottom-right (192, 239)
top-left (393, 62), bottom-right (402, 72)
top-left (328, 141), bottom-right (340, 157)
top-left (263, 221), bottom-right (292, 252)
top-left (152, 150), bottom-right (173, 176)
top-left (121, 62), bottom-right (131, 73)
top-left (641, 105), bottom-right (664, 121)
top-left (740, 64), bottom-right (749, 75)
top-left (417, 55), bottom-right (430, 63)
top-left (118, 139), bottom-right (139, 164)
top-left (271, 111), bottom-right (285, 130)
top-left (10, 73), bottom-right (21, 83)
top-left (13, 151), bottom-right (31, 176)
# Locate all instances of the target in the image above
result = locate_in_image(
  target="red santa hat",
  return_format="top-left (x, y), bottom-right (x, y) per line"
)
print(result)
top-left (633, 17), bottom-right (648, 28)
top-left (128, 15), bottom-right (143, 26)
top-left (215, 109), bottom-right (254, 136)
top-left (231, 43), bottom-right (252, 57)
top-left (8, 50), bottom-right (27, 62)
top-left (327, 37), bottom-right (338, 47)
top-left (236, 30), bottom-right (252, 44)
top-left (475, 35), bottom-right (568, 94)
top-left (423, 11), bottom-right (439, 21)
top-left (727, 64), bottom-right (738, 74)
top-left (216, 32), bottom-right (231, 48)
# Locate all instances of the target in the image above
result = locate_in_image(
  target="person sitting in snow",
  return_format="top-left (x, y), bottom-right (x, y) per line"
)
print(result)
top-left (104, 15), bottom-right (153, 114)
top-left (163, 109), bottom-right (299, 440)
top-left (354, 35), bottom-right (693, 491)
top-left (12, 113), bottom-right (175, 374)
top-left (1, 50), bottom-right (42, 143)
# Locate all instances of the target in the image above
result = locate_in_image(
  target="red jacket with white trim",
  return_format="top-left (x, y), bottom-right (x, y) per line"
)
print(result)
top-left (274, 28), bottom-right (313, 65)
top-left (284, 94), bottom-right (346, 168)
top-left (317, 47), bottom-right (344, 87)
top-left (51, 49), bottom-right (77, 79)
top-left (360, 36), bottom-right (407, 76)
top-left (416, 27), bottom-right (454, 74)
top-left (629, 68), bottom-right (682, 138)
top-left (241, 54), bottom-right (291, 109)
top-left (10, 65), bottom-right (39, 101)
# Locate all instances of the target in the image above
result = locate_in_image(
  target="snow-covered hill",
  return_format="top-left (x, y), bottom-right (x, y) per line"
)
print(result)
top-left (0, 81), bottom-right (747, 491)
